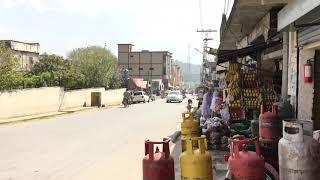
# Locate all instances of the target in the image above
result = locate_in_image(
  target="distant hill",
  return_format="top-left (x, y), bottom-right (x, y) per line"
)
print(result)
top-left (174, 60), bottom-right (200, 86)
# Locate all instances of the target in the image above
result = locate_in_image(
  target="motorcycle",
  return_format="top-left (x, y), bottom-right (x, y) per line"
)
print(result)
top-left (122, 97), bottom-right (130, 108)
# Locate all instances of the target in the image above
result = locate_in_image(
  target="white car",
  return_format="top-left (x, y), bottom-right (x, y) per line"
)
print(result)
top-left (166, 91), bottom-right (183, 103)
top-left (132, 91), bottom-right (149, 103)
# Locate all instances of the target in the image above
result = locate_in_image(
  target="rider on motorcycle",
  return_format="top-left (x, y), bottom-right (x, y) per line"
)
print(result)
top-left (123, 89), bottom-right (131, 107)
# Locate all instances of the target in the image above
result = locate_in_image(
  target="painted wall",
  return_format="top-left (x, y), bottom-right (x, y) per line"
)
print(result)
top-left (298, 48), bottom-right (315, 120)
top-left (59, 88), bottom-right (105, 110)
top-left (0, 87), bottom-right (63, 119)
top-left (104, 88), bottom-right (126, 106)
top-left (0, 87), bottom-right (126, 120)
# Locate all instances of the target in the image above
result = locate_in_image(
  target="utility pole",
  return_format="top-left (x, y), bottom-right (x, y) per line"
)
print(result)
top-left (196, 29), bottom-right (217, 85)
top-left (187, 44), bottom-right (191, 72)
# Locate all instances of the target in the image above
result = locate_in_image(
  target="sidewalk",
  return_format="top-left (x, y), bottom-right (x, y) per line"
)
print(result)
top-left (171, 135), bottom-right (228, 180)
top-left (0, 107), bottom-right (95, 125)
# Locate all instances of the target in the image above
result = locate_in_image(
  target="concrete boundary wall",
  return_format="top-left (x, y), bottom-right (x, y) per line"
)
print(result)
top-left (0, 87), bottom-right (125, 120)
top-left (0, 87), bottom-right (63, 119)
top-left (104, 88), bottom-right (126, 106)
top-left (59, 88), bottom-right (105, 110)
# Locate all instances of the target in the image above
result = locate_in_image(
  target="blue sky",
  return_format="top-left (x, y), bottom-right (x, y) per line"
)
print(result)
top-left (0, 0), bottom-right (233, 65)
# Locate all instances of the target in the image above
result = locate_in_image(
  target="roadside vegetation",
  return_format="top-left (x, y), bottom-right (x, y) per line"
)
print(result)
top-left (0, 43), bottom-right (123, 91)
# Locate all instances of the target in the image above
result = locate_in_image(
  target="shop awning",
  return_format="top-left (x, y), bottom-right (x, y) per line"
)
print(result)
top-left (217, 40), bottom-right (282, 64)
top-left (131, 78), bottom-right (145, 89)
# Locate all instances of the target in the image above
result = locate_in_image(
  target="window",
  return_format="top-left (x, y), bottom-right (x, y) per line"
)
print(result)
top-left (139, 67), bottom-right (143, 70)
top-left (149, 67), bottom-right (154, 70)
top-left (169, 91), bottom-right (181, 95)
top-left (29, 57), bottom-right (33, 65)
top-left (128, 67), bottom-right (133, 70)
top-left (134, 92), bottom-right (142, 96)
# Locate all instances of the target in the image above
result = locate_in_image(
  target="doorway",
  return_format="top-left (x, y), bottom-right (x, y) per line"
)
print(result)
top-left (313, 50), bottom-right (320, 130)
top-left (91, 92), bottom-right (102, 107)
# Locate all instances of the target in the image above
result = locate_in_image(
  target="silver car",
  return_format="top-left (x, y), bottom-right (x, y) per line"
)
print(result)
top-left (166, 91), bottom-right (183, 103)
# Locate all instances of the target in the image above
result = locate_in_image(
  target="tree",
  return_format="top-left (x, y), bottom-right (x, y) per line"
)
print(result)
top-left (108, 68), bottom-right (124, 89)
top-left (62, 61), bottom-right (85, 90)
top-left (68, 46), bottom-right (117, 88)
top-left (0, 42), bottom-right (23, 91)
top-left (30, 54), bottom-right (66, 86)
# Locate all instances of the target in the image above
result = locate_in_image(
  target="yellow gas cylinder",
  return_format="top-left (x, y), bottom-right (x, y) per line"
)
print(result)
top-left (181, 112), bottom-right (199, 138)
top-left (180, 135), bottom-right (213, 180)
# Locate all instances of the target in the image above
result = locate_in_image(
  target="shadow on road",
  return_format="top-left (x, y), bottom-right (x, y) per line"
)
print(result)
top-left (171, 136), bottom-right (182, 180)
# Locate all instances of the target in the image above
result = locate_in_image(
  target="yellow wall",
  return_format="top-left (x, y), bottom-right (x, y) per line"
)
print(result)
top-left (0, 87), bottom-right (126, 120)
top-left (0, 87), bottom-right (63, 119)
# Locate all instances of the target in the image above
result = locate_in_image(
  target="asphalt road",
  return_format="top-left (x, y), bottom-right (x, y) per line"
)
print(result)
top-left (0, 99), bottom-right (186, 180)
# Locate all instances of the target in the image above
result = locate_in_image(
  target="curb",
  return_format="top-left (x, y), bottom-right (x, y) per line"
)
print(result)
top-left (0, 107), bottom-right (99, 126)
top-left (0, 112), bottom-right (69, 126)
top-left (170, 131), bottom-right (181, 143)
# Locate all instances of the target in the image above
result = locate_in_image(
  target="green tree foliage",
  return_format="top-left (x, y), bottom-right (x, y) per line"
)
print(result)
top-left (0, 42), bottom-right (23, 91)
top-left (62, 61), bottom-right (85, 90)
top-left (68, 46), bottom-right (117, 88)
top-left (0, 44), bottom-right (122, 91)
top-left (30, 54), bottom-right (66, 86)
top-left (108, 68), bottom-right (124, 89)
top-left (28, 55), bottom-right (85, 89)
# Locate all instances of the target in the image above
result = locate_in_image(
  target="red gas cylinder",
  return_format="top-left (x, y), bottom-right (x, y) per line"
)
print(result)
top-left (259, 105), bottom-right (280, 144)
top-left (143, 138), bottom-right (175, 180)
top-left (228, 135), bottom-right (265, 180)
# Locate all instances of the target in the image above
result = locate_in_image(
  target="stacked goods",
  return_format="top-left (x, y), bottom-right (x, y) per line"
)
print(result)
top-left (242, 69), bottom-right (261, 110)
top-left (261, 82), bottom-right (275, 110)
top-left (226, 63), bottom-right (241, 96)
top-left (229, 95), bottom-right (242, 121)
top-left (226, 63), bottom-right (242, 121)
top-left (202, 117), bottom-right (230, 150)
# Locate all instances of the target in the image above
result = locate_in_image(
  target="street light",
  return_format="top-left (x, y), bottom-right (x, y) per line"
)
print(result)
top-left (194, 48), bottom-right (202, 54)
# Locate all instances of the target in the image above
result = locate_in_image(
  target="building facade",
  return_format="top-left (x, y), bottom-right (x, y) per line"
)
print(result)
top-left (1, 40), bottom-right (40, 71)
top-left (117, 44), bottom-right (173, 88)
top-left (171, 64), bottom-right (182, 89)
top-left (278, 0), bottom-right (320, 129)
top-left (218, 0), bottom-right (320, 130)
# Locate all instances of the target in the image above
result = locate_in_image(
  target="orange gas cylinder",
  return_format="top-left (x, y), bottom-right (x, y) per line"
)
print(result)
top-left (228, 135), bottom-right (265, 180)
top-left (143, 138), bottom-right (175, 180)
top-left (259, 105), bottom-right (280, 144)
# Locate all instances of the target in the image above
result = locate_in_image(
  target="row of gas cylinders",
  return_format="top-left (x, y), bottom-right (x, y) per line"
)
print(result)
top-left (229, 105), bottom-right (320, 180)
top-left (143, 112), bottom-right (213, 180)
top-left (143, 107), bottom-right (320, 180)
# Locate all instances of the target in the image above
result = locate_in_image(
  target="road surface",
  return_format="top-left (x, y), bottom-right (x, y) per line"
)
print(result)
top-left (0, 99), bottom-right (186, 180)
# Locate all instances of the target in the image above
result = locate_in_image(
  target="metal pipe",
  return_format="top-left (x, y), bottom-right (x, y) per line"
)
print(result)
top-left (296, 30), bottom-right (300, 118)
top-left (294, 21), bottom-right (320, 28)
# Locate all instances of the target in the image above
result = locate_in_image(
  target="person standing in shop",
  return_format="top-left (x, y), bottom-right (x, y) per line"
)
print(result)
top-left (201, 87), bottom-right (213, 119)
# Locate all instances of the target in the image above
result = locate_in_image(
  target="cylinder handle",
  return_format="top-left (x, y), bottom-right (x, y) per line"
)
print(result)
top-left (229, 135), bottom-right (260, 158)
top-left (182, 112), bottom-right (193, 122)
top-left (145, 138), bottom-right (171, 160)
top-left (185, 135), bottom-right (207, 154)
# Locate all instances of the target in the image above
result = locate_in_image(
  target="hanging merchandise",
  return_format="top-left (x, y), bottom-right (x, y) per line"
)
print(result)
top-left (226, 63), bottom-right (243, 121)
top-left (242, 68), bottom-right (260, 110)
top-left (242, 67), bottom-right (261, 110)
top-left (261, 81), bottom-right (276, 111)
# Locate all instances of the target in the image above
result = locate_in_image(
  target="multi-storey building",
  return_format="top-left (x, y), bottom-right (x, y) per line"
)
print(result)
top-left (1, 40), bottom-right (40, 71)
top-left (117, 44), bottom-right (173, 89)
top-left (171, 64), bottom-right (182, 88)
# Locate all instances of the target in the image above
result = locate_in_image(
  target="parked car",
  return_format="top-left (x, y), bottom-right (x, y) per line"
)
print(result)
top-left (165, 90), bottom-right (171, 97)
top-left (132, 91), bottom-right (150, 103)
top-left (166, 91), bottom-right (183, 103)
